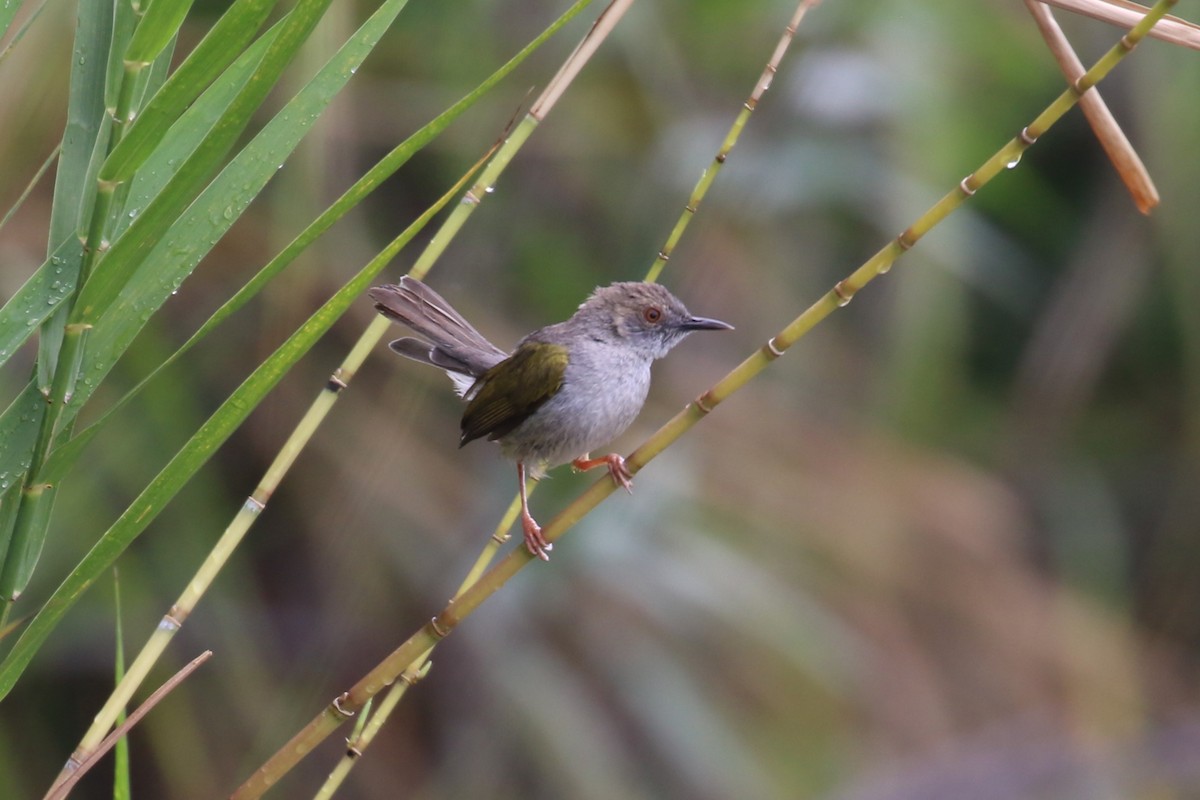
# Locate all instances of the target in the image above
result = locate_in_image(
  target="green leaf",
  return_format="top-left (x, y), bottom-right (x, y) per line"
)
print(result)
top-left (0, 0), bottom-right (23, 44)
top-left (98, 0), bottom-right (279, 184)
top-left (112, 23), bottom-right (281, 241)
top-left (38, 0), bottom-right (114, 391)
top-left (112, 568), bottom-right (130, 800)
top-left (0, 384), bottom-right (42, 489)
top-left (124, 0), bottom-right (195, 66)
top-left (0, 239), bottom-right (84, 369)
top-left (105, 0), bottom-right (138, 111)
top-left (64, 1), bottom-right (387, 423)
top-left (0, 484), bottom-right (19, 569)
top-left (72, 0), bottom-right (334, 325)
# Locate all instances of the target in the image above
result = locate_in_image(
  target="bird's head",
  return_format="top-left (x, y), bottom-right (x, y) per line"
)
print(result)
top-left (572, 282), bottom-right (733, 359)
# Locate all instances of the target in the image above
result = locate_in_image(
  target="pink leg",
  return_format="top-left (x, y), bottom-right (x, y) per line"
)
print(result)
top-left (518, 462), bottom-right (551, 561)
top-left (572, 453), bottom-right (633, 493)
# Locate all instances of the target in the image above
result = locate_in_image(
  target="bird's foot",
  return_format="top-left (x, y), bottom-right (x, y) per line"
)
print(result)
top-left (572, 453), bottom-right (634, 494)
top-left (521, 510), bottom-right (552, 561)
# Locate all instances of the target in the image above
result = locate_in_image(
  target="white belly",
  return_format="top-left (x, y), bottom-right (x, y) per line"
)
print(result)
top-left (498, 343), bottom-right (651, 471)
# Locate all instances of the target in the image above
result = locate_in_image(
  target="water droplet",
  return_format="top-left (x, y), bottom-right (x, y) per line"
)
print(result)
top-left (1006, 155), bottom-right (1021, 169)
top-left (836, 295), bottom-right (852, 307)
top-left (222, 207), bottom-right (234, 220)
top-left (877, 261), bottom-right (893, 275)
top-left (349, 66), bottom-right (358, 75)
top-left (128, 208), bottom-right (139, 219)
top-left (484, 186), bottom-right (495, 194)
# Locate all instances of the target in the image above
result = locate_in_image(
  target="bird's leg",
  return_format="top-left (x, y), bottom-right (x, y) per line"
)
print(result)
top-left (518, 462), bottom-right (551, 561)
top-left (571, 453), bottom-right (634, 494)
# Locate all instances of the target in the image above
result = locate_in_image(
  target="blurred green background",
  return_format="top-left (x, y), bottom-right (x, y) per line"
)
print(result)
top-left (3, 0), bottom-right (1200, 797)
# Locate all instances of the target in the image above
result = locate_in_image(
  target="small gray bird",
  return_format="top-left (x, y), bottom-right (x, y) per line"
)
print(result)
top-left (369, 276), bottom-right (733, 560)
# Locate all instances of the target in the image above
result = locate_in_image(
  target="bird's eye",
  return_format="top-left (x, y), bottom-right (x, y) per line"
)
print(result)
top-left (643, 306), bottom-right (663, 324)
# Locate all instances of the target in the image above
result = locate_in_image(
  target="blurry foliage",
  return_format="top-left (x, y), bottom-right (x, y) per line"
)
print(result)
top-left (2, 0), bottom-right (1200, 798)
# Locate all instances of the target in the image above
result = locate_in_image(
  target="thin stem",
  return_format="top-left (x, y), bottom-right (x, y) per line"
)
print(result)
top-left (233, 2), bottom-right (1179, 793)
top-left (304, 1), bottom-right (648, 793)
top-left (1036, 0), bottom-right (1200, 50)
top-left (318, 4), bottom-right (819, 787)
top-left (1024, 0), bottom-right (1158, 212)
top-left (311, 494), bottom-right (523, 797)
top-left (44, 650), bottom-right (212, 800)
top-left (645, 0), bottom-right (819, 284)
top-left (0, 145), bottom-right (61, 235)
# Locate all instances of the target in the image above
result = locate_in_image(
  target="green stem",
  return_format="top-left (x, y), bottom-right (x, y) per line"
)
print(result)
top-left (645, 0), bottom-right (816, 284)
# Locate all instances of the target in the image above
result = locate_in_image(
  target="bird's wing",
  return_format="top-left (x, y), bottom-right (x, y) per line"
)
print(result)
top-left (460, 341), bottom-right (568, 446)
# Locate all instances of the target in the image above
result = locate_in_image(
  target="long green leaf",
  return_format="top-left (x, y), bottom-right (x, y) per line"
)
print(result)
top-left (104, 0), bottom-right (137, 111)
top-left (37, 0), bottom-right (113, 391)
top-left (124, 0), bottom-right (195, 65)
top-left (71, 0), bottom-right (333, 326)
top-left (113, 23), bottom-right (281, 240)
top-left (0, 239), bottom-right (84, 368)
top-left (0, 169), bottom-right (470, 702)
top-left (0, 0), bottom-right (24, 44)
top-left (98, 0), bottom-right (279, 184)
top-left (112, 569), bottom-right (130, 800)
top-left (0, 385), bottom-right (42, 490)
top-left (64, 2), bottom-right (391, 424)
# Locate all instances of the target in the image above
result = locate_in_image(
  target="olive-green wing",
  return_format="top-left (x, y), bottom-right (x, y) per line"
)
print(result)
top-left (460, 341), bottom-right (568, 446)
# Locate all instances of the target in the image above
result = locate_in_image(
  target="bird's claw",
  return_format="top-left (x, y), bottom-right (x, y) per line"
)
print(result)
top-left (522, 513), bottom-right (552, 561)
top-left (573, 453), bottom-right (634, 494)
top-left (608, 456), bottom-right (634, 494)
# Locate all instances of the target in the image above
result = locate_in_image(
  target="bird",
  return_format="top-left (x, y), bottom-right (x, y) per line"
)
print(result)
top-left (369, 276), bottom-right (733, 560)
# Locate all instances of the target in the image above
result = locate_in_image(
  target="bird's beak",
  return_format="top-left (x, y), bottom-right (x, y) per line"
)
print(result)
top-left (681, 315), bottom-right (734, 332)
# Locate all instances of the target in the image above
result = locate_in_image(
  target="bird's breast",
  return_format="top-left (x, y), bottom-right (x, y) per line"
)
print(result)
top-left (498, 344), bottom-right (652, 469)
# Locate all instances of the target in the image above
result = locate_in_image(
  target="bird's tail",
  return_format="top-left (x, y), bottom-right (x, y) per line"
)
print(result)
top-left (369, 277), bottom-right (506, 391)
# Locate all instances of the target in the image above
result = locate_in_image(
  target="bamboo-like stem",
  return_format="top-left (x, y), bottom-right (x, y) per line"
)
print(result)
top-left (1037, 0), bottom-right (1200, 50)
top-left (306, 2), bottom-right (639, 794)
top-left (1025, 0), bottom-right (1159, 213)
top-left (304, 7), bottom-right (820, 786)
top-left (44, 650), bottom-right (212, 800)
top-left (645, 0), bottom-right (819, 284)
top-left (310, 495), bottom-right (522, 797)
top-left (234, 3), bottom-right (1179, 794)
top-left (312, 697), bottom-right (376, 800)
top-left (44, 165), bottom-right (486, 795)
